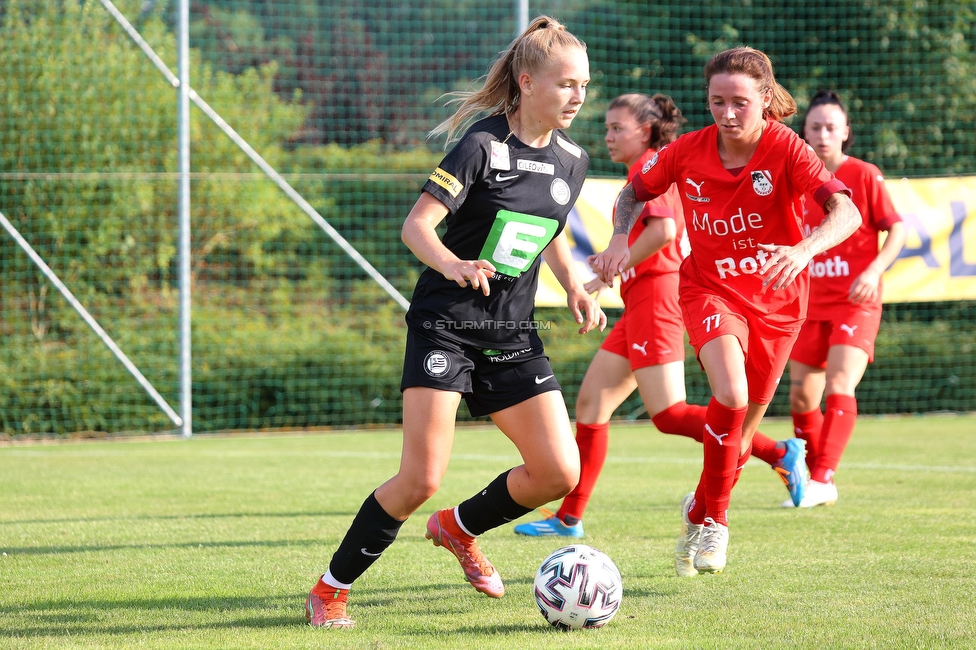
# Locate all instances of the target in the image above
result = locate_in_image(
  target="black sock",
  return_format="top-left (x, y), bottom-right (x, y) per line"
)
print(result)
top-left (328, 492), bottom-right (404, 585)
top-left (456, 470), bottom-right (533, 536)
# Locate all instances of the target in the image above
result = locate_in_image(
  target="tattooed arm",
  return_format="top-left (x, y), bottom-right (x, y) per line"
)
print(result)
top-left (590, 183), bottom-right (643, 286)
top-left (759, 192), bottom-right (862, 291)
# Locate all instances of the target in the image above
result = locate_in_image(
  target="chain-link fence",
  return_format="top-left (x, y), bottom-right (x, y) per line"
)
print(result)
top-left (1, 0), bottom-right (974, 436)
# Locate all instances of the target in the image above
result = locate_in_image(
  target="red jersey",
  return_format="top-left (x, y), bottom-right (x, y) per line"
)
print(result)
top-left (633, 120), bottom-right (848, 320)
top-left (802, 156), bottom-right (902, 317)
top-left (618, 149), bottom-right (685, 303)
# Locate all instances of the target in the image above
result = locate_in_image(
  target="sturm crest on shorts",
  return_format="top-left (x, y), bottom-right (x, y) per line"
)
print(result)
top-left (424, 350), bottom-right (451, 377)
top-left (751, 170), bottom-right (773, 196)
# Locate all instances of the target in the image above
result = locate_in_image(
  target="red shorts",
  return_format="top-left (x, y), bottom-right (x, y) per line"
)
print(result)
top-left (601, 273), bottom-right (685, 370)
top-left (680, 285), bottom-right (802, 405)
top-left (790, 302), bottom-right (883, 368)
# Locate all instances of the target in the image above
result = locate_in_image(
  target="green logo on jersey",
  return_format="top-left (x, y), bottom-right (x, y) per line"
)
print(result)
top-left (478, 210), bottom-right (558, 278)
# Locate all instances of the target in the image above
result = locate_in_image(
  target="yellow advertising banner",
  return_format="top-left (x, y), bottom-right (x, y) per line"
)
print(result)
top-left (537, 176), bottom-right (976, 307)
top-left (883, 177), bottom-right (976, 302)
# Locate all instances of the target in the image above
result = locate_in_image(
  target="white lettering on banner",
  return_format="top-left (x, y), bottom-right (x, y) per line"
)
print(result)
top-left (532, 175), bottom-right (976, 308)
top-left (692, 208), bottom-right (764, 237)
top-left (715, 250), bottom-right (771, 279)
top-left (809, 255), bottom-right (851, 278)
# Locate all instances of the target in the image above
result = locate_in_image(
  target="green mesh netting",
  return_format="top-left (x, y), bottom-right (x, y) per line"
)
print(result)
top-left (1, 0), bottom-right (974, 435)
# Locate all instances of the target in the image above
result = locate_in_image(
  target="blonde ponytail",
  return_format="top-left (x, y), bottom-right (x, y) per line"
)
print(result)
top-left (429, 16), bottom-right (586, 143)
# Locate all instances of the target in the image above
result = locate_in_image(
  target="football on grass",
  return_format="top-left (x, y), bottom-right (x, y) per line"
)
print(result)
top-left (533, 544), bottom-right (622, 630)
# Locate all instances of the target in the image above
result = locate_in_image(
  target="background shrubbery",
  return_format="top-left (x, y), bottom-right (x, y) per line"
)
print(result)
top-left (1, 0), bottom-right (974, 435)
top-left (3, 300), bottom-right (974, 435)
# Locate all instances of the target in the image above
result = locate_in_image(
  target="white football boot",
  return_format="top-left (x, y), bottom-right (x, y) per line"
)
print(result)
top-left (674, 492), bottom-right (703, 577)
top-left (693, 517), bottom-right (729, 574)
top-left (797, 479), bottom-right (838, 508)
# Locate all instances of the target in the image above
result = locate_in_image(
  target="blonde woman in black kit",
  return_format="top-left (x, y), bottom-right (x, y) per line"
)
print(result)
top-left (304, 15), bottom-right (604, 629)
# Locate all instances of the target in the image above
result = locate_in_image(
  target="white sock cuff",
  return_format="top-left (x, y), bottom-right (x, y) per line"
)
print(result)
top-left (453, 507), bottom-right (476, 537)
top-left (322, 570), bottom-right (352, 591)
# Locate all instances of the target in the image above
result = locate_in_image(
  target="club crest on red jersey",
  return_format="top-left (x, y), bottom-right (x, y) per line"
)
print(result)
top-left (751, 170), bottom-right (773, 196)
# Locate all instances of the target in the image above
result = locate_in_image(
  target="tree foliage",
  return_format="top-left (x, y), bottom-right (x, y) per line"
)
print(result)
top-left (1, 0), bottom-right (974, 434)
top-left (186, 0), bottom-right (976, 176)
top-left (563, 0), bottom-right (976, 177)
top-left (0, 0), bottom-right (310, 314)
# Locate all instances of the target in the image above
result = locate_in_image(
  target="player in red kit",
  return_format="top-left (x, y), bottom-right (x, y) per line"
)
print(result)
top-left (512, 93), bottom-right (693, 539)
top-left (514, 93), bottom-right (810, 543)
top-left (785, 90), bottom-right (906, 508)
top-left (592, 48), bottom-right (862, 575)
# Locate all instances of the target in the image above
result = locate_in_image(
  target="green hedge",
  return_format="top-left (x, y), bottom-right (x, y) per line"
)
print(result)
top-left (3, 298), bottom-right (975, 437)
top-left (2, 0), bottom-right (975, 437)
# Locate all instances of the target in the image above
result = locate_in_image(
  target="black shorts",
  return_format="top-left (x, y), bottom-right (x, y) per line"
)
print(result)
top-left (400, 327), bottom-right (561, 417)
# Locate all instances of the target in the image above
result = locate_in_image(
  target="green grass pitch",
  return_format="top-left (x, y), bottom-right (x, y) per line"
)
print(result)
top-left (2, 414), bottom-right (975, 649)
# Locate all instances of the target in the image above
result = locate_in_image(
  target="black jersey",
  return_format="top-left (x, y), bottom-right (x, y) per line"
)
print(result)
top-left (406, 114), bottom-right (590, 349)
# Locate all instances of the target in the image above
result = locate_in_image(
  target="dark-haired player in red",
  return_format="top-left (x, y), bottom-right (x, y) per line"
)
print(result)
top-left (514, 92), bottom-right (702, 540)
top-left (592, 47), bottom-right (862, 575)
top-left (513, 93), bottom-right (809, 549)
top-left (785, 90), bottom-right (906, 508)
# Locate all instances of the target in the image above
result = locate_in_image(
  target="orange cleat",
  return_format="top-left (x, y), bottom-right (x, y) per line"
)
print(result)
top-left (425, 509), bottom-right (504, 598)
top-left (305, 577), bottom-right (355, 629)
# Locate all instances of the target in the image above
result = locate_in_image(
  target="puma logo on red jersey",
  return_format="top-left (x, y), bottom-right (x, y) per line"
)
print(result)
top-left (685, 178), bottom-right (709, 202)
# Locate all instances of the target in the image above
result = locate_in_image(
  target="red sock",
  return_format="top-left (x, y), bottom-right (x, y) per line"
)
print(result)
top-left (557, 422), bottom-right (610, 522)
top-left (792, 407), bottom-right (824, 472)
top-left (688, 434), bottom-right (750, 524)
top-left (749, 432), bottom-right (783, 467)
top-left (732, 442), bottom-right (753, 488)
top-left (651, 401), bottom-right (705, 443)
top-left (688, 477), bottom-right (706, 525)
top-left (811, 394), bottom-right (857, 484)
top-left (701, 398), bottom-right (747, 527)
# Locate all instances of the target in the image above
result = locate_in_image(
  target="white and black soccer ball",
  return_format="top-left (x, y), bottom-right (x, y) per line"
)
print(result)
top-left (533, 544), bottom-right (622, 630)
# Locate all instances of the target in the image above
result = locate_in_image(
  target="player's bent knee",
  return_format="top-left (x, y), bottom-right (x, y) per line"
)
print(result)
top-left (398, 477), bottom-right (440, 510)
top-left (523, 466), bottom-right (578, 503)
top-left (789, 389), bottom-right (817, 413)
top-left (712, 390), bottom-right (748, 410)
top-left (575, 391), bottom-right (602, 422)
top-left (546, 465), bottom-right (580, 501)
